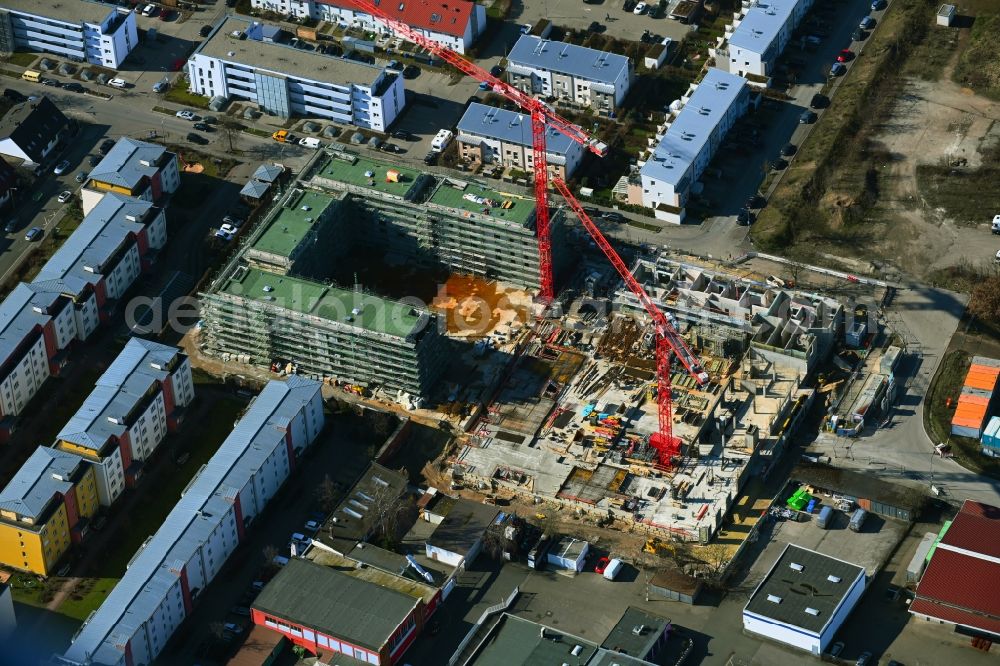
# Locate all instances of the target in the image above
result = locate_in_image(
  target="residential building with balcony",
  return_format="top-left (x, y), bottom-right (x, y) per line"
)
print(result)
top-left (0, 0), bottom-right (138, 70)
top-left (0, 447), bottom-right (99, 575)
top-left (505, 35), bottom-right (633, 115)
top-left (82, 138), bottom-right (180, 215)
top-left (637, 68), bottom-right (749, 223)
top-left (711, 0), bottom-right (816, 80)
top-left (249, 0), bottom-right (486, 54)
top-left (456, 102), bottom-right (584, 179)
top-left (57, 377), bottom-right (324, 666)
top-left (188, 17), bottom-right (405, 132)
top-left (55, 339), bottom-right (194, 506)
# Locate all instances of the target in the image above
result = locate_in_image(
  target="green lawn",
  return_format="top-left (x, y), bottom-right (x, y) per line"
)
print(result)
top-left (58, 578), bottom-right (120, 621)
top-left (7, 52), bottom-right (38, 67)
top-left (953, 13), bottom-right (1000, 99)
top-left (163, 80), bottom-right (210, 110)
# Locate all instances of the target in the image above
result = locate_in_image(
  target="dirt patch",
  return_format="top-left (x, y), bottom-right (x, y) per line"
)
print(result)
top-left (430, 274), bottom-right (532, 337)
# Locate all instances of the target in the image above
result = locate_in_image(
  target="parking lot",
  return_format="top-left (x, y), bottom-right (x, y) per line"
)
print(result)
top-left (510, 0), bottom-right (695, 45)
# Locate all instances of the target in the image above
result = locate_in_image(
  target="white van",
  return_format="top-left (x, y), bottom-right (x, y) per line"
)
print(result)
top-left (603, 558), bottom-right (623, 581)
top-left (298, 137), bottom-right (322, 149)
top-left (992, 214), bottom-right (1000, 234)
top-left (431, 129), bottom-right (453, 152)
top-left (108, 78), bottom-right (127, 89)
top-left (141, 3), bottom-right (157, 16)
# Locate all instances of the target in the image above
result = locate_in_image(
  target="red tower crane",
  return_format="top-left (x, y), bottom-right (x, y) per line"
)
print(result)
top-left (349, 0), bottom-right (608, 301)
top-left (348, 0), bottom-right (708, 465)
top-left (553, 178), bottom-right (708, 465)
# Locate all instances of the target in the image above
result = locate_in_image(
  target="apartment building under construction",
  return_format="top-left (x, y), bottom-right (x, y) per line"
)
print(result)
top-left (302, 149), bottom-right (569, 291)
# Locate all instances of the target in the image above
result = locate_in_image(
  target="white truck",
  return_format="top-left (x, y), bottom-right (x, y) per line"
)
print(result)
top-left (431, 129), bottom-right (453, 152)
top-left (298, 137), bottom-right (322, 149)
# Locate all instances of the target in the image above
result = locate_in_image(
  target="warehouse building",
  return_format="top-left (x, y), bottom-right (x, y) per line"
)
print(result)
top-left (792, 464), bottom-right (923, 523)
top-left (506, 36), bottom-right (634, 114)
top-left (911, 500), bottom-right (1000, 641)
top-left (54, 338), bottom-right (194, 506)
top-left (710, 0), bottom-right (815, 80)
top-left (307, 149), bottom-right (569, 290)
top-left (82, 138), bottom-right (180, 215)
top-left (252, 557), bottom-right (426, 665)
top-left (0, 0), bottom-right (138, 70)
top-left (743, 544), bottom-right (866, 655)
top-left (0, 447), bottom-right (99, 575)
top-left (636, 69), bottom-right (749, 223)
top-left (456, 102), bottom-right (585, 179)
top-left (250, 0), bottom-right (486, 54)
top-left (57, 377), bottom-right (324, 666)
top-left (189, 17), bottom-right (405, 132)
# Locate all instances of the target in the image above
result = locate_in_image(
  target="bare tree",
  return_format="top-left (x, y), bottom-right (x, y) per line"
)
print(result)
top-left (368, 479), bottom-right (409, 548)
top-left (316, 474), bottom-right (338, 512)
top-left (220, 119), bottom-right (242, 153)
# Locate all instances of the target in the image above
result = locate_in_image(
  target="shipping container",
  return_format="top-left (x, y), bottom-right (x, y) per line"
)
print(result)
top-left (906, 532), bottom-right (937, 583)
top-left (816, 505), bottom-right (834, 529)
top-left (857, 497), bottom-right (872, 511)
top-left (849, 508), bottom-right (867, 532)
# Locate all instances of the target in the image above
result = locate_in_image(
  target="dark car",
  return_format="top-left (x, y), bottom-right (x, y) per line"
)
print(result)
top-left (810, 93), bottom-right (829, 109)
top-left (830, 62), bottom-right (847, 77)
top-left (423, 151), bottom-right (438, 165)
top-left (391, 130), bottom-right (412, 141)
top-left (587, 21), bottom-right (604, 33)
top-left (852, 28), bottom-right (868, 41)
top-left (24, 227), bottom-right (43, 242)
top-left (186, 132), bottom-right (209, 145)
top-left (199, 24), bottom-right (213, 37)
top-left (799, 110), bottom-right (818, 124)
top-left (402, 65), bottom-right (420, 79)
top-left (860, 16), bottom-right (877, 29)
top-left (88, 154), bottom-right (102, 166)
top-left (746, 194), bottom-right (767, 209)
top-left (489, 65), bottom-right (503, 77)
top-left (602, 211), bottom-right (626, 224)
top-left (193, 122), bottom-right (212, 132)
top-left (623, 0), bottom-right (637, 11)
top-left (771, 158), bottom-right (788, 171)
top-left (583, 207), bottom-right (601, 217)
top-left (871, 0), bottom-right (887, 8)
top-left (3, 218), bottom-right (21, 234)
top-left (380, 142), bottom-right (402, 154)
top-left (736, 208), bottom-right (755, 226)
top-left (158, 8), bottom-right (173, 20)
top-left (99, 138), bottom-right (116, 155)
top-left (41, 78), bottom-right (60, 87)
top-left (63, 82), bottom-right (85, 93)
top-left (780, 143), bottom-right (797, 157)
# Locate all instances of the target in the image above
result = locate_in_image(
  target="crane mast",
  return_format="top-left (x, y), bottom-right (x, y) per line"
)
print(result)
top-left (348, 0), bottom-right (706, 465)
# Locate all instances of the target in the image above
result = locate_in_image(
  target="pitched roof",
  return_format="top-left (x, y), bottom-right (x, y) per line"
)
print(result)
top-left (743, 544), bottom-right (865, 635)
top-left (253, 558), bottom-right (419, 651)
top-left (507, 35), bottom-right (631, 86)
top-left (317, 0), bottom-right (476, 37)
top-left (252, 163), bottom-right (283, 183)
top-left (0, 97), bottom-right (69, 163)
top-left (0, 447), bottom-right (85, 520)
top-left (457, 102), bottom-right (579, 159)
top-left (0, 282), bottom-right (66, 373)
top-left (940, 500), bottom-right (1000, 558)
top-left (88, 138), bottom-right (172, 191)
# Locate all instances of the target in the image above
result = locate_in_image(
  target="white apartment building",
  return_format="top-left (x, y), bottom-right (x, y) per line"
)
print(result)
top-left (0, 284), bottom-right (76, 421)
top-left (55, 338), bottom-right (194, 505)
top-left (0, 0), bottom-right (138, 70)
top-left (250, 0), bottom-right (486, 54)
top-left (638, 68), bottom-right (749, 223)
top-left (189, 18), bottom-right (405, 132)
top-left (712, 0), bottom-right (816, 79)
top-left (456, 102), bottom-right (585, 179)
top-left (58, 377), bottom-right (324, 666)
top-left (506, 35), bottom-right (633, 114)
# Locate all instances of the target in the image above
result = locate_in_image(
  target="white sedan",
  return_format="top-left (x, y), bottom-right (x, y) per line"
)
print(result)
top-left (58, 190), bottom-right (73, 203)
top-left (633, 2), bottom-right (648, 13)
top-left (175, 110), bottom-right (198, 121)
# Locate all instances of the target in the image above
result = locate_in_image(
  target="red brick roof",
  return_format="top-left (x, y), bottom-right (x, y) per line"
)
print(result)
top-left (942, 500), bottom-right (1000, 559)
top-left (912, 501), bottom-right (1000, 636)
top-left (317, 0), bottom-right (474, 37)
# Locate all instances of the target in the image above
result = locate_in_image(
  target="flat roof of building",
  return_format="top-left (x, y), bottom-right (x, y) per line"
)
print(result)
top-left (315, 462), bottom-right (408, 554)
top-left (88, 138), bottom-right (172, 191)
top-left (466, 614), bottom-right (598, 666)
top-left (427, 499), bottom-right (500, 557)
top-left (315, 152), bottom-right (427, 199)
top-left (251, 190), bottom-right (337, 259)
top-left (220, 267), bottom-right (429, 339)
top-left (224, 624), bottom-right (287, 666)
top-left (728, 0), bottom-right (802, 54)
top-left (792, 463), bottom-right (925, 512)
top-left (744, 544), bottom-right (865, 635)
top-left (507, 35), bottom-right (630, 86)
top-left (0, 447), bottom-right (84, 521)
top-left (62, 377), bottom-right (322, 666)
top-left (197, 16), bottom-right (384, 86)
top-left (600, 607), bottom-right (670, 658)
top-left (253, 558), bottom-right (419, 652)
top-left (1, 0), bottom-right (119, 25)
top-left (640, 68), bottom-right (746, 189)
top-left (457, 102), bottom-right (578, 156)
top-left (427, 178), bottom-right (534, 227)
top-left (307, 548), bottom-right (439, 605)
